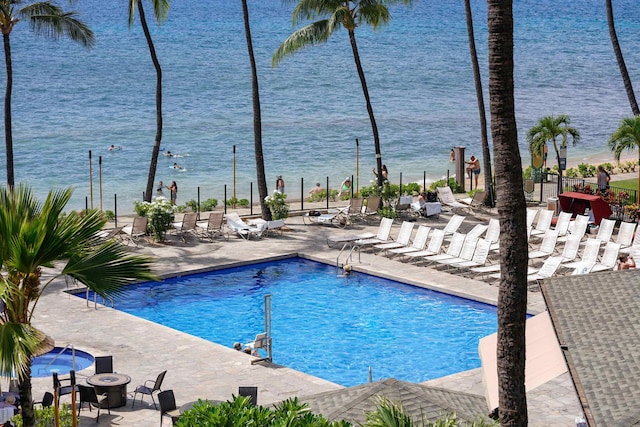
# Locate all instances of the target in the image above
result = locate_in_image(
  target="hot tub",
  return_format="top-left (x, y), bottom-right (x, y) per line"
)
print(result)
top-left (31, 347), bottom-right (94, 378)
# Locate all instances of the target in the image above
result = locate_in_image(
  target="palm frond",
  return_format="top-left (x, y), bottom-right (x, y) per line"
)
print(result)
top-left (357, 1), bottom-right (391, 29)
top-left (128, 0), bottom-right (137, 27)
top-left (272, 19), bottom-right (334, 66)
top-left (609, 116), bottom-right (640, 161)
top-left (150, 0), bottom-right (170, 24)
top-left (0, 322), bottom-right (40, 378)
top-left (292, 0), bottom-right (343, 24)
top-left (365, 396), bottom-right (415, 427)
top-left (20, 3), bottom-right (94, 48)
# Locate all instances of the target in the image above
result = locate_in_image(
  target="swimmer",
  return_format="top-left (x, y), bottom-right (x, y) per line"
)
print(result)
top-left (108, 144), bottom-right (121, 151)
top-left (164, 150), bottom-right (173, 157)
top-left (173, 162), bottom-right (183, 170)
top-left (233, 342), bottom-right (242, 351)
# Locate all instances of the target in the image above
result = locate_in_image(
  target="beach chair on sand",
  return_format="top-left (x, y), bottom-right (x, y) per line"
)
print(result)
top-left (437, 187), bottom-right (467, 212)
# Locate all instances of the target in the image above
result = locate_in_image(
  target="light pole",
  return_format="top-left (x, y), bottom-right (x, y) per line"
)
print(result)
top-left (233, 145), bottom-right (237, 201)
top-left (355, 138), bottom-right (359, 194)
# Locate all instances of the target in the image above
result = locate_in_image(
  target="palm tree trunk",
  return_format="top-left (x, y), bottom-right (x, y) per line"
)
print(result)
top-left (348, 29), bottom-right (384, 192)
top-left (241, 0), bottom-right (271, 221)
top-left (487, 0), bottom-right (528, 424)
top-left (606, 0), bottom-right (639, 116)
top-left (19, 365), bottom-right (35, 427)
top-left (465, 0), bottom-right (494, 207)
top-left (3, 33), bottom-right (14, 188)
top-left (138, 1), bottom-right (163, 202)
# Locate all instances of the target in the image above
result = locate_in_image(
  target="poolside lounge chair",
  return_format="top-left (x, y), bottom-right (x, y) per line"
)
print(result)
top-left (620, 227), bottom-right (640, 254)
top-left (557, 234), bottom-right (581, 263)
top-left (433, 235), bottom-right (479, 268)
top-left (488, 256), bottom-right (563, 283)
top-left (394, 195), bottom-right (414, 219)
top-left (352, 217), bottom-right (394, 248)
top-left (594, 218), bottom-right (616, 244)
top-left (553, 211), bottom-right (573, 237)
top-left (121, 216), bottom-right (148, 246)
top-left (589, 241), bottom-right (621, 272)
top-left (132, 370), bottom-right (166, 409)
top-left (96, 226), bottom-right (124, 243)
top-left (530, 209), bottom-right (554, 239)
top-left (466, 223), bottom-right (488, 240)
top-left (361, 196), bottom-right (381, 223)
top-left (526, 208), bottom-right (539, 228)
top-left (374, 221), bottom-right (414, 254)
top-left (559, 213), bottom-right (589, 243)
top-left (265, 219), bottom-right (286, 237)
top-left (436, 187), bottom-right (467, 212)
top-left (459, 191), bottom-right (486, 213)
top-left (562, 238), bottom-right (601, 270)
top-left (448, 238), bottom-right (493, 272)
top-left (400, 229), bottom-right (446, 262)
top-left (387, 226), bottom-right (431, 257)
top-left (421, 232), bottom-right (466, 265)
top-left (304, 205), bottom-right (351, 228)
top-left (173, 212), bottom-right (198, 242)
top-left (439, 214), bottom-right (466, 239)
top-left (326, 217), bottom-right (395, 248)
top-left (196, 211), bottom-right (229, 241)
top-left (348, 197), bottom-right (365, 222)
top-left (78, 384), bottom-right (110, 423)
top-left (528, 229), bottom-right (559, 261)
top-left (615, 221), bottom-right (636, 248)
top-left (225, 213), bottom-right (265, 240)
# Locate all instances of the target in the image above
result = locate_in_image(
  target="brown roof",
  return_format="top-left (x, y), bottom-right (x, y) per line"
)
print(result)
top-left (541, 269), bottom-right (640, 426)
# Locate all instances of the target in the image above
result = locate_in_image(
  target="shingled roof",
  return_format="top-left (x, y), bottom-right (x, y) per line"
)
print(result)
top-left (297, 378), bottom-right (491, 425)
top-left (541, 269), bottom-right (640, 426)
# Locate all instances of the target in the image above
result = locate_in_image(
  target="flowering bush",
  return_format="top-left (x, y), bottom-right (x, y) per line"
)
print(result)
top-left (624, 203), bottom-right (639, 218)
top-left (134, 197), bottom-right (175, 241)
top-left (265, 191), bottom-right (289, 220)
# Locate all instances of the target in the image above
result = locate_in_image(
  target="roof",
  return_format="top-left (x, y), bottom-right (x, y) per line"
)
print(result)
top-left (541, 269), bottom-right (640, 426)
top-left (297, 378), bottom-right (491, 425)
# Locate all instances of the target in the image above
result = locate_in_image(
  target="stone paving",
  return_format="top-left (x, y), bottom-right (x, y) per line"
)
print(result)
top-left (21, 208), bottom-right (581, 426)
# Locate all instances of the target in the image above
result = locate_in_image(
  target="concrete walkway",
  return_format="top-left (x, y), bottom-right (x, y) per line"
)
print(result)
top-left (22, 209), bottom-right (579, 426)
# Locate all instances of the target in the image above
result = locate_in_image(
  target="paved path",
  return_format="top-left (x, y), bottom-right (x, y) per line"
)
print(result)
top-left (24, 210), bottom-right (579, 426)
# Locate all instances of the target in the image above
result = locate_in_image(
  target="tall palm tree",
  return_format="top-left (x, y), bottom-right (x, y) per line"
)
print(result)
top-left (272, 0), bottom-right (414, 191)
top-left (241, 0), bottom-right (271, 221)
top-left (527, 114), bottom-right (580, 196)
top-left (0, 1), bottom-right (94, 188)
top-left (0, 185), bottom-right (156, 427)
top-left (609, 116), bottom-right (640, 194)
top-left (606, 0), bottom-right (639, 116)
top-left (464, 0), bottom-right (494, 207)
top-left (128, 0), bottom-right (170, 202)
top-left (487, 0), bottom-right (528, 424)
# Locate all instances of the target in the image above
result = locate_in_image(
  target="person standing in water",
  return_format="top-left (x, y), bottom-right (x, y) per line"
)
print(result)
top-left (166, 181), bottom-right (178, 205)
top-left (276, 176), bottom-right (285, 194)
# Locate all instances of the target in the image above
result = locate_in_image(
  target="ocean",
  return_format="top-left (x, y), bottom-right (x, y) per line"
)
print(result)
top-left (0, 0), bottom-right (639, 213)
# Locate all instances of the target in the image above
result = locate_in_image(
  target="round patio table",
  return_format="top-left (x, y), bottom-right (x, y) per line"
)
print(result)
top-left (86, 373), bottom-right (131, 408)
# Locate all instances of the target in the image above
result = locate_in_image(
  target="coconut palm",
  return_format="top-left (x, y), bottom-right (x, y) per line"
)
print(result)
top-left (606, 0), bottom-right (639, 116)
top-left (487, 0), bottom-right (528, 424)
top-left (272, 0), bottom-right (414, 192)
top-left (241, 0), bottom-right (271, 221)
top-left (527, 114), bottom-right (580, 196)
top-left (609, 116), bottom-right (640, 194)
top-left (128, 0), bottom-right (170, 202)
top-left (0, 184), bottom-right (156, 427)
top-left (464, 0), bottom-right (494, 207)
top-left (0, 1), bottom-right (94, 188)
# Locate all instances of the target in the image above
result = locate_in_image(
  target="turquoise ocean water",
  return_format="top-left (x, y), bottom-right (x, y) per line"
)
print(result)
top-left (0, 0), bottom-right (639, 212)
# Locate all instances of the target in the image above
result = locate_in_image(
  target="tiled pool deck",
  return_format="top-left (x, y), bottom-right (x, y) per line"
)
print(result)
top-left (27, 211), bottom-right (581, 426)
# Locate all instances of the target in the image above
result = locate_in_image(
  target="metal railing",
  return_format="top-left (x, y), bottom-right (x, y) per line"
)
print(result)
top-left (41, 344), bottom-right (76, 375)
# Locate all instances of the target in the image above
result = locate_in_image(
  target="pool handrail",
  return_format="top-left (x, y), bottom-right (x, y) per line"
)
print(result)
top-left (85, 288), bottom-right (114, 309)
top-left (44, 344), bottom-right (77, 373)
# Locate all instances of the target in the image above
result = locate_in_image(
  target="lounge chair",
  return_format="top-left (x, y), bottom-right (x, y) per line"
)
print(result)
top-left (459, 191), bottom-right (486, 212)
top-left (433, 235), bottom-right (479, 268)
top-left (352, 217), bottom-right (394, 248)
top-left (449, 238), bottom-right (493, 272)
top-left (121, 216), bottom-right (148, 246)
top-left (436, 187), bottom-right (467, 212)
top-left (400, 229), bottom-right (446, 262)
top-left (132, 370), bottom-right (166, 409)
top-left (562, 238), bottom-right (601, 270)
top-left (374, 221), bottom-right (414, 254)
top-left (96, 226), bottom-right (124, 243)
top-left (173, 212), bottom-right (198, 242)
top-left (615, 221), bottom-right (636, 248)
top-left (361, 196), bottom-right (381, 223)
top-left (326, 217), bottom-right (395, 248)
top-left (225, 213), bottom-right (265, 240)
top-left (348, 197), bottom-right (365, 222)
top-left (265, 219), bottom-right (286, 237)
top-left (440, 214), bottom-right (466, 238)
top-left (553, 211), bottom-right (573, 237)
top-left (421, 232), bottom-right (466, 265)
top-left (304, 206), bottom-right (351, 228)
top-left (488, 256), bottom-right (563, 283)
top-left (557, 234), bottom-right (581, 263)
top-left (528, 229), bottom-right (559, 261)
top-left (559, 213), bottom-right (589, 243)
top-left (387, 226), bottom-right (431, 257)
top-left (526, 208), bottom-right (539, 228)
top-left (529, 209), bottom-right (554, 239)
top-left (466, 223), bottom-right (488, 240)
top-left (196, 211), bottom-right (229, 241)
top-left (589, 241), bottom-right (621, 272)
top-left (594, 218), bottom-right (616, 244)
top-left (620, 226), bottom-right (640, 254)
top-left (394, 195), bottom-right (414, 219)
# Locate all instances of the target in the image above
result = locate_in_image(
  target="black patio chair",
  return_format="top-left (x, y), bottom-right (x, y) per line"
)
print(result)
top-left (238, 386), bottom-right (258, 406)
top-left (53, 371), bottom-right (78, 405)
top-left (78, 384), bottom-right (110, 422)
top-left (131, 370), bottom-right (166, 409)
top-left (34, 392), bottom-right (54, 408)
top-left (94, 355), bottom-right (113, 374)
top-left (158, 390), bottom-right (181, 426)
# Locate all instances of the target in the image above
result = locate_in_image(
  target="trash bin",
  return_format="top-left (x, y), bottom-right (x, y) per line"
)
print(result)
top-left (547, 197), bottom-right (559, 215)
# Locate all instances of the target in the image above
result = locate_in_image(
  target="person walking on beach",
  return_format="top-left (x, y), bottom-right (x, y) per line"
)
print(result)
top-left (465, 156), bottom-right (481, 187)
top-left (597, 165), bottom-right (610, 191)
top-left (166, 181), bottom-right (178, 205)
top-left (276, 176), bottom-right (285, 194)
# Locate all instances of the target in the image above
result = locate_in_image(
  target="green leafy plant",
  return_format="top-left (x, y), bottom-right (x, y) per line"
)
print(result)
top-left (264, 191), bottom-right (289, 220)
top-left (184, 199), bottom-right (198, 212)
top-left (144, 197), bottom-right (176, 241)
top-left (378, 206), bottom-right (398, 219)
top-left (202, 198), bottom-right (218, 211)
top-left (577, 163), bottom-right (595, 177)
top-left (429, 178), bottom-right (464, 194)
top-left (104, 209), bottom-right (115, 220)
top-left (237, 198), bottom-right (250, 208)
top-left (401, 182), bottom-right (421, 195)
top-left (598, 162), bottom-right (615, 175)
top-left (12, 403), bottom-right (74, 427)
top-left (226, 197), bottom-right (239, 209)
top-left (133, 199), bottom-right (151, 217)
top-left (565, 167), bottom-right (579, 178)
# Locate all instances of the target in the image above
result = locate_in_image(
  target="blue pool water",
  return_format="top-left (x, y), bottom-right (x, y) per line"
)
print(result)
top-left (106, 258), bottom-right (497, 386)
top-left (31, 347), bottom-right (94, 378)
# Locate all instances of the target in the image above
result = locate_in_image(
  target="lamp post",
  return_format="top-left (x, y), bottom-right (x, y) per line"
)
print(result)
top-left (99, 156), bottom-right (103, 211)
top-left (88, 150), bottom-right (93, 209)
top-left (233, 145), bottom-right (237, 201)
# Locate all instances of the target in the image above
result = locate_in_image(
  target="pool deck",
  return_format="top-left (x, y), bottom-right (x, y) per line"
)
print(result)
top-left (25, 210), bottom-right (581, 426)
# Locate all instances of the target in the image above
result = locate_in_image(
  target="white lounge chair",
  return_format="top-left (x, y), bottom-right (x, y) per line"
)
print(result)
top-left (440, 214), bottom-right (466, 239)
top-left (449, 238), bottom-right (493, 272)
top-left (594, 218), bottom-right (616, 244)
top-left (559, 214), bottom-right (589, 243)
top-left (615, 221), bottom-right (636, 248)
top-left (225, 213), bottom-right (265, 240)
top-left (530, 209), bottom-right (554, 239)
top-left (562, 238), bottom-right (601, 270)
top-left (304, 206), bottom-right (351, 228)
top-left (437, 187), bottom-right (467, 212)
top-left (422, 232), bottom-right (466, 265)
top-left (466, 223), bottom-right (488, 240)
top-left (265, 219), bottom-right (286, 237)
top-left (620, 226), bottom-right (640, 254)
top-left (553, 211), bottom-right (573, 237)
top-left (434, 235), bottom-right (479, 268)
top-left (326, 217), bottom-right (392, 248)
top-left (488, 256), bottom-right (563, 283)
top-left (558, 234), bottom-right (581, 263)
top-left (352, 217), bottom-right (394, 247)
top-left (401, 229), bottom-right (446, 262)
top-left (387, 226), bottom-right (431, 257)
top-left (528, 229), bottom-right (559, 261)
top-left (589, 241), bottom-right (621, 272)
top-left (375, 221), bottom-right (414, 254)
top-left (526, 208), bottom-right (539, 228)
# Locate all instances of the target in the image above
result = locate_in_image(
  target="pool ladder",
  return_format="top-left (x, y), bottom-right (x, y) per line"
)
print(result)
top-left (39, 344), bottom-right (78, 376)
top-left (85, 288), bottom-right (114, 309)
top-left (336, 242), bottom-right (362, 270)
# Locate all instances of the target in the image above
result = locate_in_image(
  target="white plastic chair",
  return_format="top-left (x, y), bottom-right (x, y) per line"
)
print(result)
top-left (387, 226), bottom-right (431, 257)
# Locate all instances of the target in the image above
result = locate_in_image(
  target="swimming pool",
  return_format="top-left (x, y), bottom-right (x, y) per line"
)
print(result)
top-left (101, 258), bottom-right (497, 386)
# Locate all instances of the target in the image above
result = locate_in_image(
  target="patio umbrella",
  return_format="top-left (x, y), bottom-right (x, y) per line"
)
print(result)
top-left (33, 330), bottom-right (55, 357)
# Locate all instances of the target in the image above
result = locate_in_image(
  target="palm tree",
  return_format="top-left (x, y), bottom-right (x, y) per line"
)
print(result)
top-left (609, 116), bottom-right (640, 194)
top-left (0, 1), bottom-right (94, 188)
top-left (272, 0), bottom-right (414, 192)
top-left (606, 0), bottom-right (639, 116)
top-left (241, 0), bottom-right (271, 221)
top-left (464, 0), bottom-right (494, 208)
top-left (527, 114), bottom-right (580, 196)
top-left (128, 0), bottom-right (170, 202)
top-left (0, 185), bottom-right (156, 427)
top-left (487, 0), bottom-right (528, 424)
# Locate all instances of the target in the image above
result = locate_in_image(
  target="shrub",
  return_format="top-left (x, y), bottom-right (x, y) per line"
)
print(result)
top-left (378, 206), bottom-right (398, 219)
top-left (401, 182), bottom-right (421, 195)
top-left (202, 198), bottom-right (218, 211)
top-left (565, 167), bottom-right (579, 178)
top-left (308, 189), bottom-right (327, 202)
top-left (577, 163), bottom-right (595, 178)
top-left (264, 191), bottom-right (289, 220)
top-left (146, 197), bottom-right (175, 241)
top-left (225, 197), bottom-right (238, 209)
top-left (184, 199), bottom-right (198, 212)
top-left (237, 198), bottom-right (250, 208)
top-left (133, 200), bottom-right (151, 217)
top-left (12, 403), bottom-right (74, 427)
top-left (429, 178), bottom-right (464, 193)
top-left (599, 162), bottom-right (615, 175)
